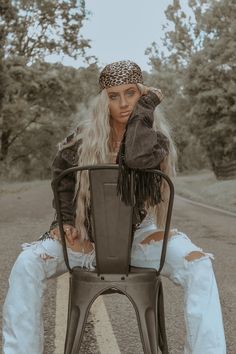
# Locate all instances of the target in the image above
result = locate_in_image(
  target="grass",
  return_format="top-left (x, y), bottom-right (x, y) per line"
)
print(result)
top-left (174, 170), bottom-right (236, 213)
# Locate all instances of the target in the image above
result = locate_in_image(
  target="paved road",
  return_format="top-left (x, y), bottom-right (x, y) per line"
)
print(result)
top-left (0, 181), bottom-right (236, 353)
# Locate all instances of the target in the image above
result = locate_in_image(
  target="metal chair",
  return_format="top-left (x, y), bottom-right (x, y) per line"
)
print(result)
top-left (52, 165), bottom-right (174, 354)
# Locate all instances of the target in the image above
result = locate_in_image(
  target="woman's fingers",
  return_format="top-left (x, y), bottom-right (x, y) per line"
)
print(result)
top-left (141, 86), bottom-right (164, 102)
top-left (49, 224), bottom-right (79, 245)
top-left (64, 225), bottom-right (79, 245)
top-left (50, 227), bottom-right (59, 237)
top-left (149, 87), bottom-right (164, 102)
top-left (141, 85), bottom-right (149, 95)
top-left (153, 88), bottom-right (164, 102)
top-left (141, 85), bottom-right (164, 98)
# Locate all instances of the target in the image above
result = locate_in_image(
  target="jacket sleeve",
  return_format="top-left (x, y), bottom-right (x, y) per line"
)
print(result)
top-left (124, 91), bottom-right (169, 169)
top-left (50, 140), bottom-right (79, 230)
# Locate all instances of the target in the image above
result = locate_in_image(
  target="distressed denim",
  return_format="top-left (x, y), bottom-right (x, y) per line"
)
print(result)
top-left (3, 220), bottom-right (226, 354)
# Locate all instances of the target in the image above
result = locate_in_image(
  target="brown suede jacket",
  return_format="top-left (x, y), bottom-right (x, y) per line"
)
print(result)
top-left (50, 91), bottom-right (170, 234)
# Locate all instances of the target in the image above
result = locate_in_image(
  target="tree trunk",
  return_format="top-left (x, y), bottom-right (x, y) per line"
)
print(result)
top-left (0, 128), bottom-right (11, 161)
top-left (0, 59), bottom-right (10, 161)
top-left (212, 161), bottom-right (236, 180)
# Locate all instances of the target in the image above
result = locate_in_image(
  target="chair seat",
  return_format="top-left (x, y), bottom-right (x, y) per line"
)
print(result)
top-left (72, 265), bottom-right (157, 273)
top-left (71, 266), bottom-right (159, 281)
top-left (70, 266), bottom-right (160, 294)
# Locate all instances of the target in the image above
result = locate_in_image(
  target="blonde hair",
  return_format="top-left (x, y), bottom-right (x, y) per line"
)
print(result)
top-left (72, 84), bottom-right (177, 240)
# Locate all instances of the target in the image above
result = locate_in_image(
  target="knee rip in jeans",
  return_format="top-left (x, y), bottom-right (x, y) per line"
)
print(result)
top-left (184, 251), bottom-right (205, 262)
top-left (140, 233), bottom-right (214, 263)
top-left (39, 253), bottom-right (55, 261)
top-left (140, 229), bottom-right (177, 245)
top-left (183, 251), bottom-right (214, 268)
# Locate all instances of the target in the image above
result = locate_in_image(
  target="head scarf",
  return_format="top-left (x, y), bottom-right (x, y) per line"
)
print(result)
top-left (99, 60), bottom-right (143, 89)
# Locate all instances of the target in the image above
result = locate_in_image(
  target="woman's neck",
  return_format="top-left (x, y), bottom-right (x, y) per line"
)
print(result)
top-left (109, 123), bottom-right (125, 159)
top-left (110, 123), bottom-right (125, 143)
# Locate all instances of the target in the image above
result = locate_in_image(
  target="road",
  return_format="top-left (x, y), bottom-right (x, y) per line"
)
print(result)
top-left (0, 180), bottom-right (236, 353)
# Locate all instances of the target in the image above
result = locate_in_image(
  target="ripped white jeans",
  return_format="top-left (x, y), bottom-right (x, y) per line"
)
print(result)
top-left (2, 221), bottom-right (226, 354)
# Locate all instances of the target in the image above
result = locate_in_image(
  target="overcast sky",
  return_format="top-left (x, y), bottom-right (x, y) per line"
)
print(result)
top-left (47, 0), bottom-right (191, 72)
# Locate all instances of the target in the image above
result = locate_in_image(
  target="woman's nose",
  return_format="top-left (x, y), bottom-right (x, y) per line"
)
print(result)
top-left (119, 95), bottom-right (128, 108)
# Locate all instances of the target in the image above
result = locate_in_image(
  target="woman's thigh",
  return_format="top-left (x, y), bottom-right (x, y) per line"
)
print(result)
top-left (20, 232), bottom-right (95, 279)
top-left (130, 224), bottom-right (213, 282)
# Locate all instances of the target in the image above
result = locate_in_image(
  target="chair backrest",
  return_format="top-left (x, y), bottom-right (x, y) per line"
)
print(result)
top-left (89, 168), bottom-right (133, 275)
top-left (52, 164), bottom-right (174, 276)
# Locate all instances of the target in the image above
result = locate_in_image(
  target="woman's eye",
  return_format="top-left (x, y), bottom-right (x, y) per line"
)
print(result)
top-left (109, 95), bottom-right (118, 100)
top-left (126, 90), bottom-right (135, 97)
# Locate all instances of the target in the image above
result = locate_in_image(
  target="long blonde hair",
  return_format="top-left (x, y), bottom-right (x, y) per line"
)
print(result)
top-left (72, 84), bottom-right (177, 240)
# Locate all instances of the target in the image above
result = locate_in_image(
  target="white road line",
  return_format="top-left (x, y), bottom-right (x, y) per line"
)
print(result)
top-left (176, 195), bottom-right (236, 217)
top-left (55, 274), bottom-right (121, 354)
top-left (91, 296), bottom-right (121, 354)
top-left (55, 273), bottom-right (69, 354)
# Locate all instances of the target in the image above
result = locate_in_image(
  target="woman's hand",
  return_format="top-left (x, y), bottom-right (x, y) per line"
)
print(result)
top-left (50, 224), bottom-right (79, 246)
top-left (151, 88), bottom-right (164, 102)
top-left (142, 85), bottom-right (164, 103)
top-left (50, 224), bottom-right (94, 253)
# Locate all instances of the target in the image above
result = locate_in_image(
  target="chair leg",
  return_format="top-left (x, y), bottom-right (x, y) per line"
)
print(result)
top-left (64, 275), bottom-right (107, 354)
top-left (126, 286), bottom-right (159, 354)
top-left (64, 278), bottom-right (73, 353)
top-left (157, 282), bottom-right (168, 354)
top-left (64, 277), bottom-right (94, 354)
top-left (138, 305), bottom-right (159, 354)
top-left (64, 303), bottom-right (80, 354)
top-left (64, 302), bottom-right (91, 354)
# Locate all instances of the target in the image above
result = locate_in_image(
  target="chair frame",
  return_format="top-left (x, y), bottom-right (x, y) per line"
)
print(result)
top-left (52, 164), bottom-right (174, 354)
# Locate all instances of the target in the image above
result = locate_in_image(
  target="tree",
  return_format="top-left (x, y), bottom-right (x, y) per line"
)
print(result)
top-left (146, 0), bottom-right (236, 178)
top-left (1, 58), bottom-right (100, 179)
top-left (0, 1), bottom-right (16, 156)
top-left (185, 0), bottom-right (236, 178)
top-left (1, 0), bottom-right (91, 61)
top-left (0, 0), bottom-right (93, 162)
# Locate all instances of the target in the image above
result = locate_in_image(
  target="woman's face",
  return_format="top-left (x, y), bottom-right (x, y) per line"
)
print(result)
top-left (107, 84), bottom-right (141, 126)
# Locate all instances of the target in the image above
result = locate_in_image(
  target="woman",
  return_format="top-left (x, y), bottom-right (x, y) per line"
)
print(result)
top-left (3, 60), bottom-right (226, 354)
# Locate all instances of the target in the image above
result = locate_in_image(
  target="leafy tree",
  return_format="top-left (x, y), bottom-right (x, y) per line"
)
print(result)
top-left (185, 0), bottom-right (236, 178)
top-left (1, 0), bottom-right (91, 61)
top-left (146, 0), bottom-right (236, 178)
top-left (0, 1), bottom-right (16, 156)
top-left (0, 0), bottom-right (93, 162)
top-left (1, 58), bottom-right (100, 179)
top-left (145, 32), bottom-right (207, 171)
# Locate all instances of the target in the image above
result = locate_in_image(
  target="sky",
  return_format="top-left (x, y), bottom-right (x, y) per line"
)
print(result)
top-left (47, 0), bottom-right (191, 72)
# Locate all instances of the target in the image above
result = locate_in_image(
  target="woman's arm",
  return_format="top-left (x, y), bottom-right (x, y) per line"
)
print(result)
top-left (50, 140), bottom-right (79, 230)
top-left (124, 90), bottom-right (169, 169)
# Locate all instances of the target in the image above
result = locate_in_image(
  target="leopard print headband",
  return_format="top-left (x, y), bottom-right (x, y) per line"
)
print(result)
top-left (99, 60), bottom-right (143, 89)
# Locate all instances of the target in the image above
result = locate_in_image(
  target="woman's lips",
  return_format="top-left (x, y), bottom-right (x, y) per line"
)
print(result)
top-left (120, 111), bottom-right (131, 117)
